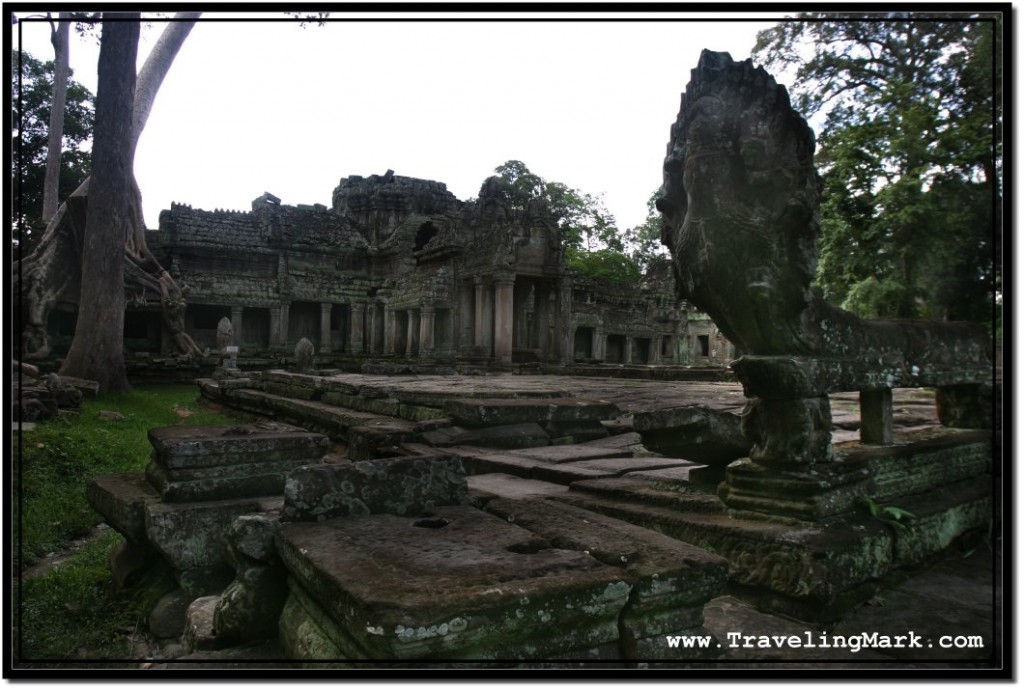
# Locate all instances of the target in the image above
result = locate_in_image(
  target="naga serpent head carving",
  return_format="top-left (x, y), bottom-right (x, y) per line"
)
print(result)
top-left (659, 50), bottom-right (824, 355)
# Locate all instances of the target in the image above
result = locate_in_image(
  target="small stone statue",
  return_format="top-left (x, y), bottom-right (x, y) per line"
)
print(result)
top-left (216, 317), bottom-right (234, 354)
top-left (294, 337), bottom-right (315, 374)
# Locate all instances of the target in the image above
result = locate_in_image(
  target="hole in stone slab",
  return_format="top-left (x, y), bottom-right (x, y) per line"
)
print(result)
top-left (412, 517), bottom-right (450, 529)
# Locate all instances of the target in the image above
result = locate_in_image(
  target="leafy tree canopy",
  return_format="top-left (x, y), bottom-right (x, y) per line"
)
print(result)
top-left (13, 48), bottom-right (94, 249)
top-left (753, 14), bottom-right (1001, 324)
top-left (485, 160), bottom-right (670, 283)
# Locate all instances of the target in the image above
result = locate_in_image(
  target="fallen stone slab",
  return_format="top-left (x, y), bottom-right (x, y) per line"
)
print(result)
top-left (275, 505), bottom-right (633, 660)
top-left (481, 497), bottom-right (728, 658)
top-left (467, 473), bottom-right (571, 501)
top-left (87, 473), bottom-right (162, 544)
top-left (564, 457), bottom-right (698, 476)
top-left (621, 463), bottom-right (715, 486)
top-left (148, 422), bottom-right (330, 470)
top-left (444, 398), bottom-right (619, 426)
top-left (633, 404), bottom-right (750, 466)
top-left (446, 422), bottom-right (551, 450)
top-left (513, 444), bottom-right (634, 464)
top-left (281, 455), bottom-right (471, 522)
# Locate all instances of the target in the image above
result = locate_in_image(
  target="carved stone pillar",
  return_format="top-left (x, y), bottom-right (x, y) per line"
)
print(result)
top-left (473, 276), bottom-right (486, 350)
top-left (493, 273), bottom-right (515, 366)
top-left (270, 306), bottom-right (283, 347)
top-left (405, 310), bottom-right (416, 357)
top-left (349, 303), bottom-right (365, 355)
top-left (320, 303), bottom-right (332, 352)
top-left (419, 306), bottom-right (435, 358)
top-left (231, 306), bottom-right (244, 349)
top-left (625, 337), bottom-right (634, 365)
top-left (554, 279), bottom-right (573, 364)
top-left (594, 327), bottom-right (605, 361)
top-left (534, 283), bottom-right (551, 361)
top-left (384, 308), bottom-right (396, 355)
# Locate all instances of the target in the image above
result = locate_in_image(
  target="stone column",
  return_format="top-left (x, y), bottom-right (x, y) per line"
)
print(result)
top-left (594, 327), bottom-right (605, 361)
top-left (419, 306), bottom-right (435, 358)
top-left (513, 280), bottom-right (531, 349)
top-left (493, 273), bottom-right (515, 366)
top-left (534, 283), bottom-right (551, 361)
top-left (474, 276), bottom-right (486, 349)
top-left (349, 303), bottom-right (365, 355)
top-left (269, 306), bottom-right (283, 347)
top-left (554, 279), bottom-right (573, 364)
top-left (320, 303), bottom-right (332, 352)
top-left (384, 308), bottom-right (396, 355)
top-left (625, 337), bottom-right (634, 365)
top-left (406, 310), bottom-right (416, 357)
top-left (231, 306), bottom-right (244, 349)
top-left (458, 281), bottom-right (474, 352)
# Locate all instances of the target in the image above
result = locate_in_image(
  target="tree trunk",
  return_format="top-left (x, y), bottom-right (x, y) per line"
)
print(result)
top-left (41, 13), bottom-right (71, 224)
top-left (58, 15), bottom-right (140, 393)
top-left (16, 12), bottom-right (204, 363)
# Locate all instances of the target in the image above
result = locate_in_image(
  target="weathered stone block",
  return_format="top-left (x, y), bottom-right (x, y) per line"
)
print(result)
top-left (634, 404), bottom-right (749, 466)
top-left (275, 507), bottom-right (632, 659)
top-left (444, 398), bottom-right (619, 426)
top-left (146, 457), bottom-right (325, 503)
top-left (281, 455), bottom-right (470, 522)
top-left (148, 422), bottom-right (330, 470)
top-left (87, 474), bottom-right (161, 544)
top-left (144, 496), bottom-right (281, 597)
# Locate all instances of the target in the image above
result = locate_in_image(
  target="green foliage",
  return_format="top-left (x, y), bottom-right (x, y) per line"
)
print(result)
top-left (13, 384), bottom-right (235, 661)
top-left (566, 246), bottom-right (641, 284)
top-left (753, 15), bottom-right (1001, 323)
top-left (12, 49), bottom-right (95, 252)
top-left (622, 190), bottom-right (670, 273)
top-left (13, 384), bottom-right (233, 568)
top-left (16, 529), bottom-right (159, 662)
top-left (486, 161), bottom-right (667, 283)
top-left (858, 497), bottom-right (917, 532)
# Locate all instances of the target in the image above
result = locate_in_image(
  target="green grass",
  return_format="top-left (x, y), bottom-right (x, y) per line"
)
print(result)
top-left (14, 384), bottom-right (234, 567)
top-left (12, 383), bottom-right (236, 662)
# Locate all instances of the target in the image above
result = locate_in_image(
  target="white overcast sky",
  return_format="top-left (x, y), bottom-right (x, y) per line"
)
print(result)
top-left (13, 10), bottom-right (783, 232)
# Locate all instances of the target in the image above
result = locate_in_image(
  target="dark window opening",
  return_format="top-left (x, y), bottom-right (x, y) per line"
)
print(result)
top-left (192, 305), bottom-right (231, 330)
top-left (415, 222), bottom-right (439, 252)
top-left (697, 334), bottom-right (710, 357)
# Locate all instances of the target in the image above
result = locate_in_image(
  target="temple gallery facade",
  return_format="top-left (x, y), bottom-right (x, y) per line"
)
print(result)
top-left (49, 171), bottom-right (734, 369)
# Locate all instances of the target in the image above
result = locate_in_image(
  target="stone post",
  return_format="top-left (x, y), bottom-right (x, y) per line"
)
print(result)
top-left (406, 310), bottom-right (416, 357)
top-left (513, 280), bottom-right (531, 349)
top-left (419, 306), bottom-right (435, 358)
top-left (473, 276), bottom-right (486, 350)
top-left (625, 337), bottom-right (634, 365)
top-left (594, 327), bottom-right (605, 361)
top-left (493, 273), bottom-right (515, 366)
top-left (554, 279), bottom-right (573, 365)
top-left (349, 303), bottom-right (365, 355)
top-left (534, 283), bottom-right (551, 361)
top-left (860, 389), bottom-right (893, 445)
top-left (231, 306), bottom-right (244, 350)
top-left (384, 308), bottom-right (396, 355)
top-left (320, 303), bottom-right (332, 353)
top-left (269, 306), bottom-right (283, 347)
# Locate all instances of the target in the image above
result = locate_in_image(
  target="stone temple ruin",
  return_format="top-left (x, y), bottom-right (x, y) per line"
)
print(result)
top-left (39, 170), bottom-right (734, 376)
top-left (82, 51), bottom-right (999, 665)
